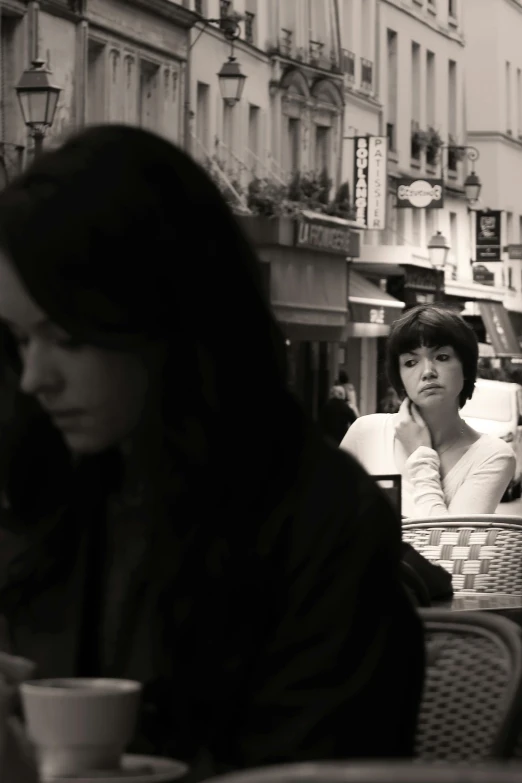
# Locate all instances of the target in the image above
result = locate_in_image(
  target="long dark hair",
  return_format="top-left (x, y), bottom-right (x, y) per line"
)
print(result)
top-left (0, 125), bottom-right (305, 528)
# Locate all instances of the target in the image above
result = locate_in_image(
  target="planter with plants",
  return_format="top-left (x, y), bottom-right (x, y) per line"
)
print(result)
top-left (425, 126), bottom-right (443, 167)
top-left (237, 170), bottom-right (358, 243)
top-left (447, 135), bottom-right (466, 171)
top-left (411, 128), bottom-right (429, 160)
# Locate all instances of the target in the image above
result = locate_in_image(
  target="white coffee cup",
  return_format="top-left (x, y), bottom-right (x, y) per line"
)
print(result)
top-left (20, 678), bottom-right (142, 779)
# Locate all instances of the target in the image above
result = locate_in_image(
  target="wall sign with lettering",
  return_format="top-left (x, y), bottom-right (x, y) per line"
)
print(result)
top-left (295, 214), bottom-right (360, 257)
top-left (353, 136), bottom-right (388, 230)
top-left (396, 178), bottom-right (444, 209)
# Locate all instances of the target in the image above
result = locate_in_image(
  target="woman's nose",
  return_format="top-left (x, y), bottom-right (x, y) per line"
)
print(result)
top-left (421, 359), bottom-right (437, 378)
top-left (19, 342), bottom-right (58, 398)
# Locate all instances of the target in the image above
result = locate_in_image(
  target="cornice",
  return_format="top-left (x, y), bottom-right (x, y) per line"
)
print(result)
top-left (381, 0), bottom-right (465, 47)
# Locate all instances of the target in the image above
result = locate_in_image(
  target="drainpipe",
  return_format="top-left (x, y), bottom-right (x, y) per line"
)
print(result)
top-left (333, 0), bottom-right (344, 187)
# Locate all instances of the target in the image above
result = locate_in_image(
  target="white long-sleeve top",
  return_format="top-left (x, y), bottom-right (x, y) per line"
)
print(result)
top-left (339, 413), bottom-right (515, 518)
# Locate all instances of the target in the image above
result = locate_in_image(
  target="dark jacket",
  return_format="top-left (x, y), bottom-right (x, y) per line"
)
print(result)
top-left (0, 431), bottom-right (424, 778)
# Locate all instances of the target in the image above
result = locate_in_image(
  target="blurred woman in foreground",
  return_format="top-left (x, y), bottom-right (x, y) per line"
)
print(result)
top-left (0, 126), bottom-right (423, 780)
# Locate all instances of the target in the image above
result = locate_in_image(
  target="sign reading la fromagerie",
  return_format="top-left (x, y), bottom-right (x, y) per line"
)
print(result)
top-left (353, 136), bottom-right (387, 230)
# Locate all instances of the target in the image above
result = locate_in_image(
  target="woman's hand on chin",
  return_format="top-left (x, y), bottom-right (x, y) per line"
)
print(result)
top-left (395, 398), bottom-right (432, 458)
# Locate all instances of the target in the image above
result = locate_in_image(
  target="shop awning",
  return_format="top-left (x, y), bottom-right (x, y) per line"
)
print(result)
top-left (347, 271), bottom-right (404, 337)
top-left (478, 302), bottom-right (522, 357)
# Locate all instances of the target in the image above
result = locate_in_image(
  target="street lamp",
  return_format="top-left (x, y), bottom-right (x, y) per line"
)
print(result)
top-left (464, 170), bottom-right (482, 205)
top-left (428, 230), bottom-right (450, 302)
top-left (428, 230), bottom-right (451, 270)
top-left (16, 59), bottom-right (61, 157)
top-left (217, 56), bottom-right (247, 106)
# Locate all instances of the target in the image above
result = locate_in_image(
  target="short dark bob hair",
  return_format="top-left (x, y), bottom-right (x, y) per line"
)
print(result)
top-left (386, 305), bottom-right (478, 408)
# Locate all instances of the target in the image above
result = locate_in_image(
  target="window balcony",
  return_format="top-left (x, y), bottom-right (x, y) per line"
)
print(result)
top-left (341, 49), bottom-right (355, 85)
top-left (360, 58), bottom-right (373, 93)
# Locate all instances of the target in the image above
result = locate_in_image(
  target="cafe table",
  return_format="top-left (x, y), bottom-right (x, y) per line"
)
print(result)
top-left (433, 592), bottom-right (522, 627)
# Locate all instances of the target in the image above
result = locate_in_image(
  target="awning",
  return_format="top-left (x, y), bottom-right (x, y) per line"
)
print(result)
top-left (347, 271), bottom-right (404, 337)
top-left (478, 302), bottom-right (522, 357)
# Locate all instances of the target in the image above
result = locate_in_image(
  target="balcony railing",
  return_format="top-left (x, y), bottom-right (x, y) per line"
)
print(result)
top-left (191, 133), bottom-right (250, 213)
top-left (360, 57), bottom-right (373, 93)
top-left (309, 40), bottom-right (325, 67)
top-left (341, 49), bottom-right (355, 84)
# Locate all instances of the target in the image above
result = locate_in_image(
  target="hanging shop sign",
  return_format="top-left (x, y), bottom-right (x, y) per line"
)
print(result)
top-left (396, 178), bottom-right (444, 209)
top-left (475, 210), bottom-right (502, 262)
top-left (353, 136), bottom-right (388, 230)
top-left (295, 212), bottom-right (360, 257)
top-left (472, 264), bottom-right (495, 286)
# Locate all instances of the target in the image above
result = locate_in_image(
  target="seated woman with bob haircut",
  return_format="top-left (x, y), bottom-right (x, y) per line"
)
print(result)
top-left (341, 304), bottom-right (515, 518)
top-left (0, 124), bottom-right (423, 782)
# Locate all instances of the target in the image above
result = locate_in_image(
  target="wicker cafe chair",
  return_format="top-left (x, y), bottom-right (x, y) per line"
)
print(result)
top-left (402, 516), bottom-right (522, 594)
top-left (201, 761), bottom-right (522, 783)
top-left (415, 609), bottom-right (522, 762)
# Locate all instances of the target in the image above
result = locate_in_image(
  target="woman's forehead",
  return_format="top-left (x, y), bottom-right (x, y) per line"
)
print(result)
top-left (400, 342), bottom-right (453, 355)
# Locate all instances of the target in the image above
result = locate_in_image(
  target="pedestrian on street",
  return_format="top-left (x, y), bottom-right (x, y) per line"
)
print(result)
top-left (318, 385), bottom-right (357, 445)
top-left (0, 125), bottom-right (423, 781)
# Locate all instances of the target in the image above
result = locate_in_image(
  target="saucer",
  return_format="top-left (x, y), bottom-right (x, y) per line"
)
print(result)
top-left (42, 754), bottom-right (189, 783)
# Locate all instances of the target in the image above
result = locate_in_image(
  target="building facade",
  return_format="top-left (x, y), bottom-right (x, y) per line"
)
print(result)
top-left (0, 0), bottom-right (195, 173)
top-left (465, 0), bottom-right (522, 351)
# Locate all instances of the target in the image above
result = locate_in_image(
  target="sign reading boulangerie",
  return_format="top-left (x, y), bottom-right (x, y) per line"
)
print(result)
top-left (475, 210), bottom-right (502, 262)
top-left (353, 136), bottom-right (387, 230)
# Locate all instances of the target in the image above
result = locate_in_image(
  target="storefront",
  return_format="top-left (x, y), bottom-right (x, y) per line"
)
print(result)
top-left (342, 271), bottom-right (404, 415)
top-left (239, 211), bottom-right (360, 420)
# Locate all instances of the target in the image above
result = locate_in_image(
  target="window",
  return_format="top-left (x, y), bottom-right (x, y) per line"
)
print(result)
top-left (448, 60), bottom-right (457, 138)
top-left (508, 266), bottom-right (513, 289)
top-left (220, 0), bottom-right (231, 18)
top-left (426, 50), bottom-right (436, 128)
top-left (449, 212), bottom-right (458, 278)
top-left (87, 39), bottom-right (106, 123)
top-left (248, 104), bottom-right (260, 172)
top-left (517, 68), bottom-right (522, 138)
top-left (343, 0), bottom-right (354, 49)
top-left (412, 210), bottom-right (421, 246)
top-left (361, 0), bottom-right (371, 59)
top-left (411, 42), bottom-right (421, 158)
top-left (245, 0), bottom-right (256, 45)
top-left (139, 60), bottom-right (160, 131)
top-left (194, 0), bottom-right (205, 14)
top-left (426, 209), bottom-right (436, 246)
top-left (386, 30), bottom-right (398, 152)
top-left (315, 125), bottom-right (331, 174)
top-left (245, 12), bottom-right (255, 43)
top-left (506, 61), bottom-right (512, 134)
top-left (287, 117), bottom-right (300, 172)
top-left (448, 0), bottom-right (456, 18)
top-left (195, 82), bottom-right (210, 160)
top-left (519, 214), bottom-right (522, 242)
